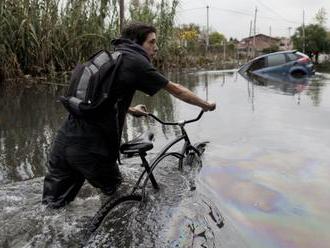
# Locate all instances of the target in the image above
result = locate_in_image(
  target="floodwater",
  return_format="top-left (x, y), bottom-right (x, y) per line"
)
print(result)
top-left (1, 69), bottom-right (330, 247)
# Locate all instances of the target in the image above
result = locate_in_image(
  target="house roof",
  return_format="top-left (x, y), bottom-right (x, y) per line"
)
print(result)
top-left (238, 34), bottom-right (281, 51)
top-left (241, 34), bottom-right (280, 42)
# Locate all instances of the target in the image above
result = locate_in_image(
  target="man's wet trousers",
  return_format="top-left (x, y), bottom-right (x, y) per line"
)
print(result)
top-left (42, 132), bottom-right (122, 209)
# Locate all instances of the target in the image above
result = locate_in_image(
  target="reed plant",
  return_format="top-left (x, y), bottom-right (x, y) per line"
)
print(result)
top-left (0, 0), bottom-right (179, 83)
top-left (0, 0), bottom-right (119, 83)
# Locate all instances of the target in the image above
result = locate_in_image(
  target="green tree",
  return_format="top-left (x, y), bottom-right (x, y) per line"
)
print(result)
top-left (177, 23), bottom-right (200, 51)
top-left (262, 44), bottom-right (279, 53)
top-left (292, 24), bottom-right (330, 63)
top-left (209, 32), bottom-right (226, 47)
top-left (180, 23), bottom-right (201, 33)
top-left (314, 7), bottom-right (328, 26)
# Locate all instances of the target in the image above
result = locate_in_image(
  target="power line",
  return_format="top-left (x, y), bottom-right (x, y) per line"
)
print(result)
top-left (178, 5), bottom-right (300, 25)
top-left (211, 7), bottom-right (299, 24)
top-left (176, 5), bottom-right (301, 37)
top-left (257, 15), bottom-right (299, 24)
top-left (176, 7), bottom-right (205, 13)
top-left (212, 7), bottom-right (253, 17)
top-left (255, 0), bottom-right (299, 24)
top-left (178, 5), bottom-right (254, 16)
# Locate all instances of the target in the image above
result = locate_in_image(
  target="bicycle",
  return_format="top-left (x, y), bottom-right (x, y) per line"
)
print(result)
top-left (86, 110), bottom-right (208, 238)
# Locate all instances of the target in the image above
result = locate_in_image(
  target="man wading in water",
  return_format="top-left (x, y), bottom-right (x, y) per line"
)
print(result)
top-left (42, 22), bottom-right (216, 209)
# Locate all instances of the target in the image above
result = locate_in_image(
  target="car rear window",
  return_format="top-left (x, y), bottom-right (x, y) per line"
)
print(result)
top-left (267, 54), bottom-right (286, 67)
top-left (295, 52), bottom-right (309, 59)
top-left (287, 53), bottom-right (299, 61)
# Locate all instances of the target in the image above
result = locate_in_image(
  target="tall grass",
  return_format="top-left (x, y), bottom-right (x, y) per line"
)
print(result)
top-left (0, 0), bottom-right (178, 83)
top-left (0, 0), bottom-right (119, 82)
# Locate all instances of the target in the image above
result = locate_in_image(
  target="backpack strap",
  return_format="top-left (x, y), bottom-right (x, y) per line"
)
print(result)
top-left (104, 51), bottom-right (122, 95)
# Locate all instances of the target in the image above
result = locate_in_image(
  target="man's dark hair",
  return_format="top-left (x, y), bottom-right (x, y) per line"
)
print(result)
top-left (121, 22), bottom-right (156, 45)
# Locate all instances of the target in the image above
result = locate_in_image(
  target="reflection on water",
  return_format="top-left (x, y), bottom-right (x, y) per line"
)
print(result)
top-left (200, 71), bottom-right (330, 248)
top-left (0, 85), bottom-right (66, 184)
top-left (240, 71), bottom-right (327, 107)
top-left (1, 70), bottom-right (330, 248)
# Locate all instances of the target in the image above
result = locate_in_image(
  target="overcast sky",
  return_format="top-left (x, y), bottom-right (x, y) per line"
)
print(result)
top-left (175, 0), bottom-right (330, 40)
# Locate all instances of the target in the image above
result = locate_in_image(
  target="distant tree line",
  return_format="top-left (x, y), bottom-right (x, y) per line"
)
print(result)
top-left (292, 7), bottom-right (330, 63)
top-left (170, 23), bottom-right (237, 69)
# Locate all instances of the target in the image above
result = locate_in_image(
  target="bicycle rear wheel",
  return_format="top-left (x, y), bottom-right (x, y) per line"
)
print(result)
top-left (85, 194), bottom-right (142, 241)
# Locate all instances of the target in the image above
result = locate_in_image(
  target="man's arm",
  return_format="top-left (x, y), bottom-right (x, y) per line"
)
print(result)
top-left (164, 81), bottom-right (216, 111)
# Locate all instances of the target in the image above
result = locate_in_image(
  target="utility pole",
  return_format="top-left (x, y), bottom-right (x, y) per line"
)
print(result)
top-left (247, 20), bottom-right (252, 60)
top-left (302, 10), bottom-right (306, 53)
top-left (119, 0), bottom-right (124, 33)
top-left (223, 40), bottom-right (226, 62)
top-left (288, 27), bottom-right (292, 50)
top-left (269, 26), bottom-right (272, 37)
top-left (206, 5), bottom-right (210, 53)
top-left (288, 27), bottom-right (292, 37)
top-left (204, 73), bottom-right (209, 101)
top-left (253, 7), bottom-right (258, 58)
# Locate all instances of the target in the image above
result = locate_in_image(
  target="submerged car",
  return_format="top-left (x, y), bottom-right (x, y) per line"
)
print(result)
top-left (238, 50), bottom-right (315, 77)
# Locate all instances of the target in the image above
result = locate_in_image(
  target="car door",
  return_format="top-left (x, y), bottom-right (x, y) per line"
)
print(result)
top-left (262, 54), bottom-right (288, 74)
top-left (248, 57), bottom-right (266, 72)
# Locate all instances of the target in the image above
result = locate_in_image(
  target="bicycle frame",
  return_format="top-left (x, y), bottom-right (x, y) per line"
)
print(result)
top-left (131, 110), bottom-right (205, 197)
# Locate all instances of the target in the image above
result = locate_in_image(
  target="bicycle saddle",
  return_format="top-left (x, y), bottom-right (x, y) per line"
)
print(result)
top-left (120, 131), bottom-right (154, 155)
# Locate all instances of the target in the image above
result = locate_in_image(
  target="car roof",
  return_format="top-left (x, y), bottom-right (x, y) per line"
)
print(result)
top-left (250, 50), bottom-right (298, 62)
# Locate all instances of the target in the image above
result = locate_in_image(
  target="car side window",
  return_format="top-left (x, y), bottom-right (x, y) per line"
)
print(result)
top-left (249, 58), bottom-right (266, 71)
top-left (267, 54), bottom-right (286, 67)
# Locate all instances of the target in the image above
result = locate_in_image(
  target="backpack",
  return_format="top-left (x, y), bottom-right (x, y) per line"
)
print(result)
top-left (59, 50), bottom-right (123, 118)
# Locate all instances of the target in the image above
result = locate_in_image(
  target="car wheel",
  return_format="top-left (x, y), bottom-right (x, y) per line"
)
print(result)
top-left (290, 69), bottom-right (307, 78)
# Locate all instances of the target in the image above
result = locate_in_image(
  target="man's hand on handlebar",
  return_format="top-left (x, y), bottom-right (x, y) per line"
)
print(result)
top-left (129, 104), bottom-right (148, 117)
top-left (203, 101), bottom-right (216, 112)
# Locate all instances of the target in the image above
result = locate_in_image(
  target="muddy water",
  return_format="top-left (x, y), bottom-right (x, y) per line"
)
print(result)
top-left (1, 70), bottom-right (330, 247)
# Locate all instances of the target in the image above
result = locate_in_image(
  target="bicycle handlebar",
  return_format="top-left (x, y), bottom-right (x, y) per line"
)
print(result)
top-left (147, 110), bottom-right (204, 126)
